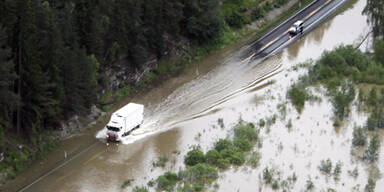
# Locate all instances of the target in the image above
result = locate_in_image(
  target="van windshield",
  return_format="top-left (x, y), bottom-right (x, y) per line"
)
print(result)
top-left (107, 126), bottom-right (120, 132)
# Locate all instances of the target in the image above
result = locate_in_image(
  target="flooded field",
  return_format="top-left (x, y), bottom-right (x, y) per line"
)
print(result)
top-left (8, 0), bottom-right (383, 191)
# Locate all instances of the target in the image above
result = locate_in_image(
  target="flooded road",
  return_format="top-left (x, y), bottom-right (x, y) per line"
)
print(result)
top-left (7, 0), bottom-right (383, 191)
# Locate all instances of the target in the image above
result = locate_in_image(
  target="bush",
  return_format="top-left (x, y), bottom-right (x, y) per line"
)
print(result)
top-left (306, 178), bottom-right (314, 190)
top-left (233, 122), bottom-right (259, 141)
top-left (233, 138), bottom-right (253, 151)
top-left (331, 81), bottom-right (355, 120)
top-left (121, 179), bottom-right (134, 189)
top-left (287, 84), bottom-right (307, 113)
top-left (363, 134), bottom-right (381, 162)
top-left (216, 158), bottom-right (230, 169)
top-left (258, 119), bottom-right (266, 127)
top-left (352, 127), bottom-right (367, 146)
top-left (184, 148), bottom-right (205, 166)
top-left (318, 159), bottom-right (333, 175)
top-left (214, 139), bottom-right (233, 152)
top-left (156, 172), bottom-right (179, 191)
top-left (179, 163), bottom-right (218, 184)
top-left (251, 6), bottom-right (265, 20)
top-left (333, 161), bottom-right (342, 180)
top-left (247, 152), bottom-right (261, 168)
top-left (153, 155), bottom-right (168, 167)
top-left (205, 149), bottom-right (221, 165)
top-left (228, 152), bottom-right (245, 165)
top-left (181, 183), bottom-right (203, 192)
top-left (263, 167), bottom-right (273, 184)
top-left (364, 177), bottom-right (376, 192)
top-left (368, 87), bottom-right (378, 106)
top-left (132, 186), bottom-right (148, 192)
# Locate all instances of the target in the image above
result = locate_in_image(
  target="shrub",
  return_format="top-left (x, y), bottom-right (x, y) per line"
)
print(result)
top-left (132, 186), bottom-right (148, 192)
top-left (179, 163), bottom-right (218, 184)
top-left (363, 134), bottom-right (381, 162)
top-left (263, 167), bottom-right (273, 184)
top-left (214, 139), bottom-right (233, 152)
top-left (331, 81), bottom-right (355, 120)
top-left (121, 179), bottom-right (134, 189)
top-left (258, 119), bottom-right (266, 127)
top-left (233, 123), bottom-right (259, 141)
top-left (153, 155), bottom-right (168, 167)
top-left (272, 180), bottom-right (279, 190)
top-left (287, 84), bottom-right (307, 113)
top-left (233, 138), bottom-right (253, 151)
top-left (368, 87), bottom-right (378, 106)
top-left (306, 178), bottom-right (314, 190)
top-left (333, 161), bottom-right (342, 180)
top-left (352, 127), bottom-right (367, 146)
top-left (205, 149), bottom-right (221, 165)
top-left (251, 6), bottom-right (265, 20)
top-left (184, 148), bottom-right (205, 166)
top-left (247, 152), bottom-right (261, 168)
top-left (156, 172), bottom-right (179, 191)
top-left (228, 152), bottom-right (245, 165)
top-left (181, 183), bottom-right (203, 192)
top-left (216, 158), bottom-right (230, 169)
top-left (364, 177), bottom-right (376, 192)
top-left (318, 159), bottom-right (332, 175)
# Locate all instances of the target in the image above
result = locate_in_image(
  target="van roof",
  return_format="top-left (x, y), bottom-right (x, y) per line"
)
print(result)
top-left (114, 103), bottom-right (144, 117)
top-left (293, 20), bottom-right (303, 26)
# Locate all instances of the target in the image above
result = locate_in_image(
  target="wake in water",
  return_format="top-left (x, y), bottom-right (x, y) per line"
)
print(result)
top-left (95, 45), bottom-right (282, 145)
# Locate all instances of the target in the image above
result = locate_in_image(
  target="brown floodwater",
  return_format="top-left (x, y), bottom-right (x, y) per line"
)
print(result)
top-left (6, 0), bottom-right (383, 191)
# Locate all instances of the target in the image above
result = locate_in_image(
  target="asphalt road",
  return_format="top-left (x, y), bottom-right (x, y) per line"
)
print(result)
top-left (242, 0), bottom-right (347, 61)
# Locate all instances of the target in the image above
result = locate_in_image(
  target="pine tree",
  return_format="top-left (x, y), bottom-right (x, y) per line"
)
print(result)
top-left (363, 0), bottom-right (384, 38)
top-left (17, 0), bottom-right (51, 133)
top-left (0, 25), bottom-right (18, 128)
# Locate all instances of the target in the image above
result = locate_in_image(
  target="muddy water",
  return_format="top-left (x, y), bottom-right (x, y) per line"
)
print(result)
top-left (9, 0), bottom-right (382, 191)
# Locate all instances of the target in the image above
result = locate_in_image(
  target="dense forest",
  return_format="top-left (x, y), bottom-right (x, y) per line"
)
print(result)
top-left (0, 0), bottom-right (295, 178)
top-left (0, 0), bottom-right (263, 140)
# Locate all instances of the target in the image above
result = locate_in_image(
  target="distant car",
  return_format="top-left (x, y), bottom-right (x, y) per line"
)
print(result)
top-left (288, 20), bottom-right (304, 35)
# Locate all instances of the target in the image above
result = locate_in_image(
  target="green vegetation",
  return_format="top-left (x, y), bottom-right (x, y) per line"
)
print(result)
top-left (287, 84), bottom-right (308, 113)
top-left (152, 155), bottom-right (169, 168)
top-left (156, 172), bottom-right (180, 191)
top-left (333, 161), bottom-right (342, 180)
top-left (352, 126), bottom-right (367, 147)
top-left (364, 177), bottom-right (376, 192)
top-left (247, 151), bottom-right (261, 168)
top-left (263, 167), bottom-right (274, 184)
top-left (132, 186), bottom-right (148, 192)
top-left (363, 134), bottom-right (381, 163)
top-left (318, 159), bottom-right (333, 175)
top-left (305, 178), bottom-right (314, 191)
top-left (184, 148), bottom-right (205, 166)
top-left (121, 178), bottom-right (135, 189)
top-left (150, 121), bottom-right (260, 191)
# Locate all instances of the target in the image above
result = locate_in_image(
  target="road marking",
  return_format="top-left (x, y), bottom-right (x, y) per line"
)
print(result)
top-left (241, 53), bottom-right (255, 62)
top-left (83, 150), bottom-right (105, 165)
top-left (305, 0), bottom-right (332, 20)
top-left (259, 36), bottom-right (280, 52)
top-left (55, 170), bottom-right (75, 184)
top-left (18, 142), bottom-right (98, 192)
